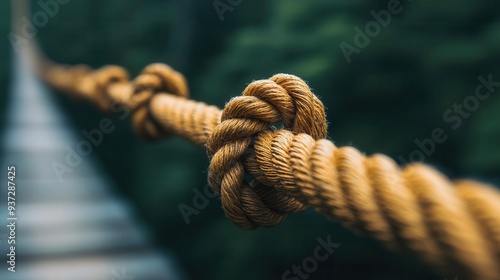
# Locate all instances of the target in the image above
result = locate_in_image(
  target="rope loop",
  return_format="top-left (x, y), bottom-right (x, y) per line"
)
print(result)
top-left (206, 74), bottom-right (328, 229)
top-left (93, 66), bottom-right (129, 111)
top-left (131, 63), bottom-right (189, 139)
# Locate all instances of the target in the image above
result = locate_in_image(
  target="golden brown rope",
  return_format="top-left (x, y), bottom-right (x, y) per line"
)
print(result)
top-left (39, 60), bottom-right (500, 280)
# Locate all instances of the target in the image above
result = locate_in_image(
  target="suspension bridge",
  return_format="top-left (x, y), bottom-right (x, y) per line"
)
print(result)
top-left (0, 54), bottom-right (181, 280)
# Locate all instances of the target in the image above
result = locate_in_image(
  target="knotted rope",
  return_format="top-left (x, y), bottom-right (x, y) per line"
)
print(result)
top-left (206, 75), bottom-right (328, 229)
top-left (39, 60), bottom-right (500, 280)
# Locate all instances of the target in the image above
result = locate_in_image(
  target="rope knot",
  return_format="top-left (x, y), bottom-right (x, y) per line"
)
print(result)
top-left (131, 63), bottom-right (189, 139)
top-left (92, 66), bottom-right (130, 111)
top-left (206, 74), bottom-right (327, 229)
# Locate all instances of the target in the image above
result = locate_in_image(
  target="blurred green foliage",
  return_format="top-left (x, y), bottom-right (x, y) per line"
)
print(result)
top-left (2, 0), bottom-right (500, 279)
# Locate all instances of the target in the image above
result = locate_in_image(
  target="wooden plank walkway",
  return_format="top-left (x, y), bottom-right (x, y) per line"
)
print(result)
top-left (0, 56), bottom-right (182, 280)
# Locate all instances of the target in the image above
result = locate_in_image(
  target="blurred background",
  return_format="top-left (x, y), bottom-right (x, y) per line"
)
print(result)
top-left (1, 0), bottom-right (500, 279)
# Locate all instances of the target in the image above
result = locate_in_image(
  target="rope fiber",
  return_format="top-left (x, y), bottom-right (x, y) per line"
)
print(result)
top-left (39, 59), bottom-right (500, 280)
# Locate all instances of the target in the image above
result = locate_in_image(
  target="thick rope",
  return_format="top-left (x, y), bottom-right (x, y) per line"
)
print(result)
top-left (39, 60), bottom-right (500, 279)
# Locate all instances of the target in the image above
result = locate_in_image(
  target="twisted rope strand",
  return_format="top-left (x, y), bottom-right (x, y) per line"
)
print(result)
top-left (249, 130), bottom-right (500, 279)
top-left (39, 60), bottom-right (500, 279)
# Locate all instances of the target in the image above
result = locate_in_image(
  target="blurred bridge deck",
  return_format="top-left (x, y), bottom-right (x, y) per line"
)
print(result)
top-left (0, 55), bottom-right (181, 280)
